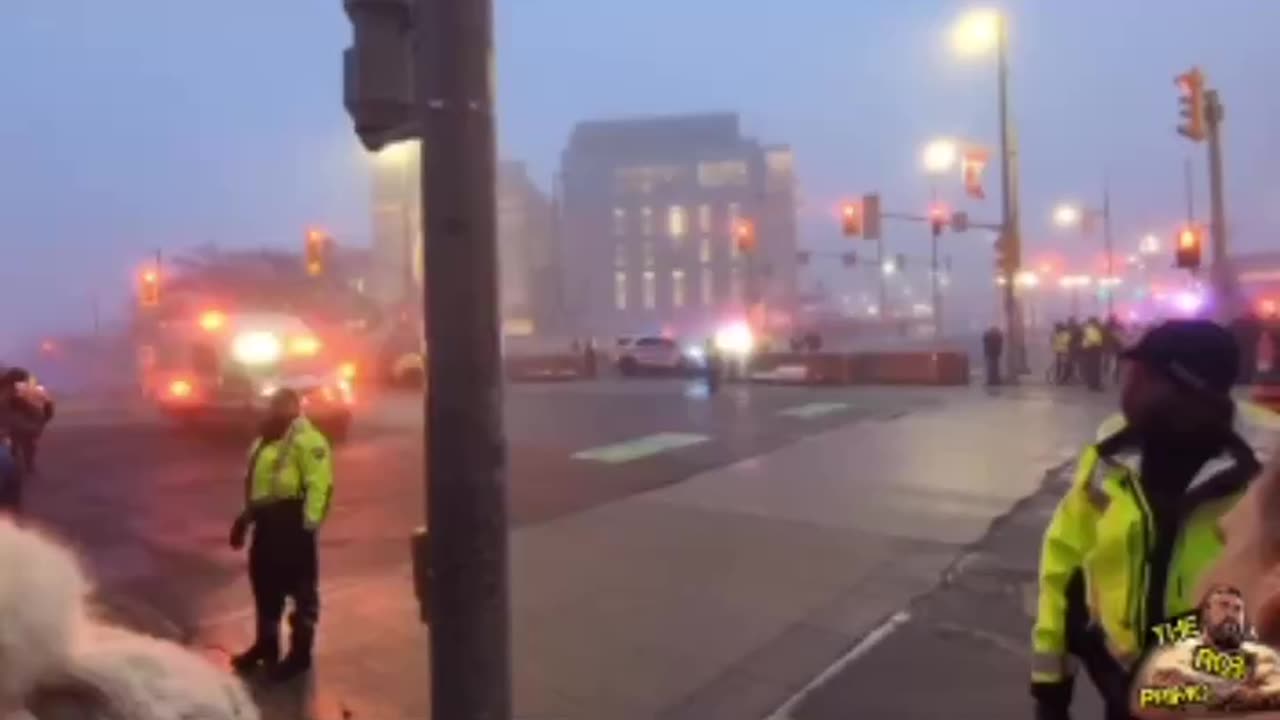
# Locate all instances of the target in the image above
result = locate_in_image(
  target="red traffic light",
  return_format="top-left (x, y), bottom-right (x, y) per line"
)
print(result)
top-left (1178, 228), bottom-right (1197, 249)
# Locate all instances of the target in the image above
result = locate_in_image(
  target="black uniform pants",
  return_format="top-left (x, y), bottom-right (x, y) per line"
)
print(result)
top-left (249, 501), bottom-right (319, 658)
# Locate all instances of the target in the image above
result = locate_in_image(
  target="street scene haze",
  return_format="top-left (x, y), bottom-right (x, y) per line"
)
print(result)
top-left (4, 1), bottom-right (1280, 719)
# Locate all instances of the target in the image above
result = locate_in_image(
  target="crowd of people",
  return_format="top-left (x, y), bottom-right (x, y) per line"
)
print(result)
top-left (1049, 316), bottom-right (1128, 391)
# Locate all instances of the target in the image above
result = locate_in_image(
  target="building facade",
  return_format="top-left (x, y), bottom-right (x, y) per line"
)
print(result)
top-left (368, 144), bottom-right (561, 334)
top-left (557, 113), bottom-right (798, 338)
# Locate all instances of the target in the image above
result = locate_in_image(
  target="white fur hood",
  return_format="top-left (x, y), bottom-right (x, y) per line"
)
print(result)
top-left (0, 521), bottom-right (259, 720)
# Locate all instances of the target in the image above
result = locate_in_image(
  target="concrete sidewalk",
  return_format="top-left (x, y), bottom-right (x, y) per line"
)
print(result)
top-left (181, 387), bottom-right (1111, 720)
top-left (784, 463), bottom-right (1108, 719)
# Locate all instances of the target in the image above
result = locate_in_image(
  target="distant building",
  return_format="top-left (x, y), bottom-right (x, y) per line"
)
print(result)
top-left (367, 144), bottom-right (562, 334)
top-left (498, 161), bottom-right (560, 335)
top-left (557, 112), bottom-right (798, 338)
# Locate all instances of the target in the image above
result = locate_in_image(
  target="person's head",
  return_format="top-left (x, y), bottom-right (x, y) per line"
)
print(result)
top-left (1200, 584), bottom-right (1248, 650)
top-left (1119, 320), bottom-right (1238, 441)
top-left (267, 388), bottom-right (301, 422)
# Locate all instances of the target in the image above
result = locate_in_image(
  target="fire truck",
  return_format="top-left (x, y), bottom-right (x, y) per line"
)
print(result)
top-left (139, 309), bottom-right (355, 441)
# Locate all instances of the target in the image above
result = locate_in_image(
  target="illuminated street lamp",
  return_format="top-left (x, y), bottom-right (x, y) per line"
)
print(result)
top-left (1053, 204), bottom-right (1083, 228)
top-left (922, 139), bottom-right (959, 175)
top-left (882, 259), bottom-right (897, 276)
top-left (1140, 234), bottom-right (1160, 256)
top-left (1014, 271), bottom-right (1040, 288)
top-left (922, 137), bottom-right (958, 337)
top-left (1052, 190), bottom-right (1116, 316)
top-left (950, 7), bottom-right (1024, 378)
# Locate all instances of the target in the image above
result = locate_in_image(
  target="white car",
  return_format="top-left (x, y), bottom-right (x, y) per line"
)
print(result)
top-left (615, 336), bottom-right (702, 376)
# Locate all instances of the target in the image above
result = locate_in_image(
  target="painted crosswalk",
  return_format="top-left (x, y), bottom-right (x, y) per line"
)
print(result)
top-left (778, 401), bottom-right (849, 419)
top-left (572, 432), bottom-right (710, 463)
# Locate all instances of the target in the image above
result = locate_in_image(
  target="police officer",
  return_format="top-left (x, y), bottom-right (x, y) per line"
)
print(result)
top-left (1031, 320), bottom-right (1269, 720)
top-left (1081, 317), bottom-right (1105, 391)
top-left (230, 388), bottom-right (334, 681)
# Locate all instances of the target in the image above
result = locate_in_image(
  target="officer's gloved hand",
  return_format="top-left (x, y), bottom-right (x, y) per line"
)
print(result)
top-left (1031, 678), bottom-right (1073, 720)
top-left (229, 513), bottom-right (250, 550)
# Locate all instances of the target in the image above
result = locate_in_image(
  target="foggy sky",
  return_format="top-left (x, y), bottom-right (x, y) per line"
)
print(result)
top-left (3, 0), bottom-right (1279, 345)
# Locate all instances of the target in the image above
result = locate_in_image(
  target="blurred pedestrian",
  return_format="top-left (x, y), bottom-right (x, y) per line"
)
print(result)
top-left (1067, 317), bottom-right (1083, 385)
top-left (230, 388), bottom-right (334, 682)
top-left (0, 520), bottom-right (259, 719)
top-left (1031, 319), bottom-right (1262, 720)
top-left (1230, 311), bottom-right (1263, 386)
top-left (703, 337), bottom-right (721, 394)
top-left (1051, 322), bottom-right (1071, 385)
top-left (583, 338), bottom-right (597, 378)
top-left (982, 325), bottom-right (1004, 386)
top-left (0, 379), bottom-right (44, 515)
top-left (1103, 315), bottom-right (1124, 384)
top-left (1, 367), bottom-right (53, 474)
top-left (1082, 317), bottom-right (1105, 391)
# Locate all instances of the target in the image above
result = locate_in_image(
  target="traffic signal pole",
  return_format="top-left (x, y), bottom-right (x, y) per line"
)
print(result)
top-left (996, 14), bottom-right (1026, 379)
top-left (415, 0), bottom-right (512, 717)
top-left (1204, 90), bottom-right (1234, 314)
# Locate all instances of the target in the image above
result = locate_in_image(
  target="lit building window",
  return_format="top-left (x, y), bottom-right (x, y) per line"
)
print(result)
top-left (701, 267), bottom-right (714, 306)
top-left (667, 205), bottom-right (687, 239)
top-left (612, 208), bottom-right (626, 236)
top-left (697, 204), bottom-right (712, 233)
top-left (697, 160), bottom-right (749, 188)
top-left (641, 206), bottom-right (654, 236)
top-left (699, 237), bottom-right (711, 263)
top-left (643, 271), bottom-right (657, 309)
top-left (614, 244), bottom-right (626, 268)
top-left (643, 241), bottom-right (655, 268)
top-left (672, 269), bottom-right (686, 308)
top-left (614, 271), bottom-right (627, 310)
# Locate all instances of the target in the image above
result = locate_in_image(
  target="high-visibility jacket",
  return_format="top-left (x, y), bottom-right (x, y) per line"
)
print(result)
top-left (1052, 331), bottom-right (1071, 354)
top-left (1082, 324), bottom-right (1105, 349)
top-left (1031, 406), bottom-right (1277, 685)
top-left (246, 418), bottom-right (334, 530)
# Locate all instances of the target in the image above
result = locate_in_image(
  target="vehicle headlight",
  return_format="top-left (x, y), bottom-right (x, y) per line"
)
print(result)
top-left (714, 323), bottom-right (754, 355)
top-left (232, 331), bottom-right (283, 366)
top-left (683, 345), bottom-right (706, 360)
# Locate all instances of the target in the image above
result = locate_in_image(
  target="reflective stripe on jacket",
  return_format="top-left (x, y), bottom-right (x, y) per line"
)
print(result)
top-left (246, 417), bottom-right (335, 529)
top-left (1031, 407), bottom-right (1272, 684)
top-left (1082, 325), bottom-right (1104, 348)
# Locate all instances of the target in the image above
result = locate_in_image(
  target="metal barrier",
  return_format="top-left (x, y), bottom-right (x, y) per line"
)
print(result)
top-left (747, 351), bottom-right (969, 387)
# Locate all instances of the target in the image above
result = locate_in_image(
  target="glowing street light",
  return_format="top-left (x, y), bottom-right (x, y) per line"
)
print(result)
top-left (922, 138), bottom-right (959, 175)
top-left (882, 259), bottom-right (897, 276)
top-left (1140, 234), bottom-right (1160, 256)
top-left (1053, 204), bottom-right (1083, 228)
top-left (1014, 271), bottom-right (1040, 288)
top-left (951, 8), bottom-right (1000, 56)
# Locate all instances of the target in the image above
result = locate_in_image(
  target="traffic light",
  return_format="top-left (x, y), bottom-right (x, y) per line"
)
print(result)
top-left (862, 194), bottom-right (882, 240)
top-left (1176, 67), bottom-right (1207, 142)
top-left (994, 233), bottom-right (1019, 276)
top-left (840, 202), bottom-right (863, 237)
top-left (733, 219), bottom-right (757, 254)
top-left (343, 0), bottom-right (417, 152)
top-left (928, 204), bottom-right (948, 237)
top-left (1175, 225), bottom-right (1203, 269)
top-left (138, 268), bottom-right (160, 307)
top-left (961, 148), bottom-right (988, 200)
top-left (306, 228), bottom-right (329, 276)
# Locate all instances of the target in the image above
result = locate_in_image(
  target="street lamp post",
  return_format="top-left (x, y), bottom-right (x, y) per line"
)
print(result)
top-left (1053, 182), bottom-right (1115, 317)
top-left (922, 138), bottom-right (957, 339)
top-left (953, 9), bottom-right (1024, 380)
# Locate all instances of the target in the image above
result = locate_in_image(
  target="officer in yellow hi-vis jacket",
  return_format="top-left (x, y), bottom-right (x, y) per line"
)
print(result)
top-left (230, 388), bottom-right (334, 682)
top-left (1031, 320), bottom-right (1278, 720)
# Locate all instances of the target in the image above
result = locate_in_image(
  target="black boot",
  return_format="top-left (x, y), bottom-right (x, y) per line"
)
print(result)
top-left (271, 624), bottom-right (314, 682)
top-left (231, 634), bottom-right (279, 675)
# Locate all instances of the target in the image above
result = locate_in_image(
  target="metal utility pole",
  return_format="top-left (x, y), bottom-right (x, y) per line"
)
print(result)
top-left (929, 185), bottom-right (942, 338)
top-left (996, 14), bottom-right (1025, 379)
top-left (1102, 180), bottom-right (1114, 318)
top-left (416, 0), bottom-right (511, 717)
top-left (1184, 157), bottom-right (1196, 226)
top-left (877, 236), bottom-right (888, 321)
top-left (1204, 90), bottom-right (1233, 311)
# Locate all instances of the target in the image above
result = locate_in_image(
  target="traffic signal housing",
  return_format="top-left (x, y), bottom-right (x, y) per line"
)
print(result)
top-left (733, 219), bottom-right (757, 254)
top-left (139, 268), bottom-right (160, 307)
top-left (840, 202), bottom-right (862, 237)
top-left (928, 204), bottom-right (948, 237)
top-left (306, 228), bottom-right (329, 276)
top-left (1175, 225), bottom-right (1203, 270)
top-left (343, 0), bottom-right (417, 152)
top-left (1176, 67), bottom-right (1207, 142)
